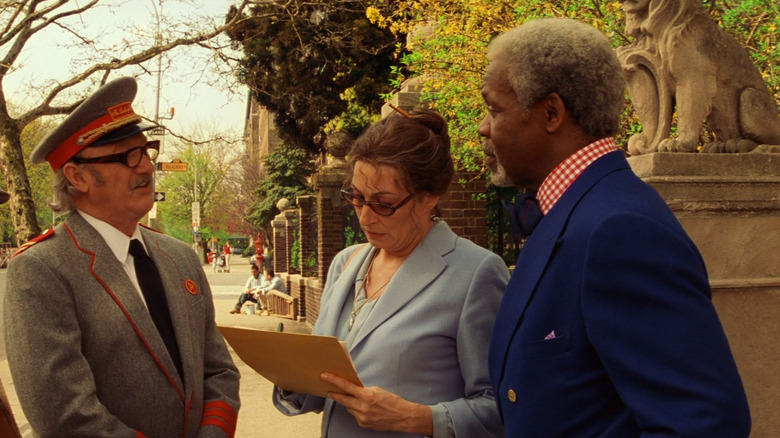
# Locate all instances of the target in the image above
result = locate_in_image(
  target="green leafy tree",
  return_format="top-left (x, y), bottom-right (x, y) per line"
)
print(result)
top-left (369, 0), bottom-right (629, 171)
top-left (225, 0), bottom-right (404, 153)
top-left (154, 134), bottom-right (240, 250)
top-left (247, 144), bottom-right (315, 230)
top-left (370, 0), bottom-right (779, 168)
top-left (368, 0), bottom-right (778, 260)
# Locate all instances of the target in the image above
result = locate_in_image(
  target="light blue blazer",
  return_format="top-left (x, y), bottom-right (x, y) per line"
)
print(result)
top-left (274, 221), bottom-right (507, 437)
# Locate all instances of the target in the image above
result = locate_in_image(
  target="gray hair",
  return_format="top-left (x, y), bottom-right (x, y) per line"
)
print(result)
top-left (487, 18), bottom-right (625, 138)
top-left (49, 169), bottom-right (79, 213)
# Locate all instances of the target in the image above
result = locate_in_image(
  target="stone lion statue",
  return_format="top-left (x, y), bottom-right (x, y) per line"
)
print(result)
top-left (617, 0), bottom-right (780, 154)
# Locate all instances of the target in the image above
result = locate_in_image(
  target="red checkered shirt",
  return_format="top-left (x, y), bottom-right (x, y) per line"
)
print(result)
top-left (536, 137), bottom-right (618, 215)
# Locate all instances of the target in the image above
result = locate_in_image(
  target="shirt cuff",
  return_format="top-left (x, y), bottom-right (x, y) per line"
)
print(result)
top-left (429, 403), bottom-right (454, 438)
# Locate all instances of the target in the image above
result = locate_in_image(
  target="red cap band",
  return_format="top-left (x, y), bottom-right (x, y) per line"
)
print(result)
top-left (47, 101), bottom-right (139, 171)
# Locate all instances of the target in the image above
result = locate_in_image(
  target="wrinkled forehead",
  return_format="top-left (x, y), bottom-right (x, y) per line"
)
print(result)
top-left (351, 161), bottom-right (407, 194)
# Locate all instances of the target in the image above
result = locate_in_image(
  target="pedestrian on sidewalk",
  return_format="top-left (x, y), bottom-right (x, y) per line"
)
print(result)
top-left (254, 268), bottom-right (287, 315)
top-left (223, 241), bottom-right (232, 273)
top-left (229, 263), bottom-right (268, 314)
top-left (212, 248), bottom-right (221, 273)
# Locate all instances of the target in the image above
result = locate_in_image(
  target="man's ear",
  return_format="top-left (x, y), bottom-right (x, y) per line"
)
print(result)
top-left (62, 162), bottom-right (89, 194)
top-left (542, 93), bottom-right (567, 134)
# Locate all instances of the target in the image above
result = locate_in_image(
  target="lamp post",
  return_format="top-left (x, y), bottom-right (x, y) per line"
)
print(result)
top-left (150, 0), bottom-right (163, 128)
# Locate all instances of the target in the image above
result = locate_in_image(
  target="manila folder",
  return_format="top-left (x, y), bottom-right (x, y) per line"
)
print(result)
top-left (218, 326), bottom-right (362, 397)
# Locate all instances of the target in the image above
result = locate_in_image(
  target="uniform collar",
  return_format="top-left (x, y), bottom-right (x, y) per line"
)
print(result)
top-left (77, 209), bottom-right (143, 262)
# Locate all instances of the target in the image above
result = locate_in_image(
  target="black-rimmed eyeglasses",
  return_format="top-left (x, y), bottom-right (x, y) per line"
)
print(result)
top-left (71, 140), bottom-right (160, 168)
top-left (340, 189), bottom-right (416, 216)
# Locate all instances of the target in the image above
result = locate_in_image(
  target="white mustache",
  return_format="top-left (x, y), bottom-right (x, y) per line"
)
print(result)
top-left (131, 175), bottom-right (152, 189)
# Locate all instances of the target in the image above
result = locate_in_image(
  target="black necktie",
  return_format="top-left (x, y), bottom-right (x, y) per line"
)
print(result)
top-left (129, 239), bottom-right (183, 379)
top-left (503, 192), bottom-right (544, 242)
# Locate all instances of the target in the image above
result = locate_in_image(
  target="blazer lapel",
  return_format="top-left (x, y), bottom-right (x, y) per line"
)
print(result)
top-left (315, 244), bottom-right (372, 337)
top-left (65, 214), bottom-right (149, 318)
top-left (66, 214), bottom-right (184, 391)
top-left (491, 151), bottom-right (629, 378)
top-left (349, 222), bottom-right (452, 349)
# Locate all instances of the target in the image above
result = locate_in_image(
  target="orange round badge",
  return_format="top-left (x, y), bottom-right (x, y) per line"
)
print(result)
top-left (185, 279), bottom-right (198, 295)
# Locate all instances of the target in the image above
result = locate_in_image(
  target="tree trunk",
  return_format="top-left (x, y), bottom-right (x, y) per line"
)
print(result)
top-left (0, 120), bottom-right (42, 245)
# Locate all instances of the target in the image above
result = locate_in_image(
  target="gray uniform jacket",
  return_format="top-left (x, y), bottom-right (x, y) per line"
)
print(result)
top-left (4, 212), bottom-right (240, 438)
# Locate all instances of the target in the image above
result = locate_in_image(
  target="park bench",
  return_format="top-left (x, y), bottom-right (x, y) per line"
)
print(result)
top-left (267, 290), bottom-right (298, 320)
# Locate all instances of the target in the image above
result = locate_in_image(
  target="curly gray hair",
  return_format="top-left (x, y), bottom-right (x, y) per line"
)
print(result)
top-left (487, 18), bottom-right (625, 138)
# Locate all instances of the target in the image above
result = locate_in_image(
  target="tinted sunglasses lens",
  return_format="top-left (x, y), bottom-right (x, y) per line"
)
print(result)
top-left (372, 204), bottom-right (395, 216)
top-left (341, 191), bottom-right (362, 207)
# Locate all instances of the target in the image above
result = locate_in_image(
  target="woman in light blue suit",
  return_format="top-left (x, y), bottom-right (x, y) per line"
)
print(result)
top-left (274, 108), bottom-right (508, 437)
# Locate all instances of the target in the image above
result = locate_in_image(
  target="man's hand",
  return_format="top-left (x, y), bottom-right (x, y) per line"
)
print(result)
top-left (321, 372), bottom-right (433, 435)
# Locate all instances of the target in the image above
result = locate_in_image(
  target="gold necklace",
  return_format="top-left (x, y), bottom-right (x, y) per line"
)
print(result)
top-left (348, 254), bottom-right (392, 331)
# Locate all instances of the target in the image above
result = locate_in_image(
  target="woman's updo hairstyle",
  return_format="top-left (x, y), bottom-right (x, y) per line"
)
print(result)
top-left (345, 108), bottom-right (454, 197)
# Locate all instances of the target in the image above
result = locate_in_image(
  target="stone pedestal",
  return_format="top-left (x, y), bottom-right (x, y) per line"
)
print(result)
top-left (312, 166), bottom-right (347, 286)
top-left (271, 212), bottom-right (287, 274)
top-left (628, 152), bottom-right (780, 437)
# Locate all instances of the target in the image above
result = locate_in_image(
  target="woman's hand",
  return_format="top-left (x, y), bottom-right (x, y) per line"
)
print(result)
top-left (321, 372), bottom-right (433, 435)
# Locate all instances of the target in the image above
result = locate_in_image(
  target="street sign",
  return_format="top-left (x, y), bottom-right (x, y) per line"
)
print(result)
top-left (192, 202), bottom-right (200, 226)
top-left (157, 159), bottom-right (188, 172)
top-left (150, 127), bottom-right (165, 136)
top-left (154, 192), bottom-right (166, 202)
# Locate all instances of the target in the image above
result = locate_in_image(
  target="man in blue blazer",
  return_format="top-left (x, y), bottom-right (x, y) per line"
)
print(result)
top-left (480, 18), bottom-right (751, 437)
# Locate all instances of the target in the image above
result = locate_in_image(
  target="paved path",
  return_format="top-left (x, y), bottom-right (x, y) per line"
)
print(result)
top-left (0, 256), bottom-right (322, 437)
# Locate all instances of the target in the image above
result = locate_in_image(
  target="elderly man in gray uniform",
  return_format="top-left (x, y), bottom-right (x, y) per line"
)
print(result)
top-left (4, 77), bottom-right (240, 437)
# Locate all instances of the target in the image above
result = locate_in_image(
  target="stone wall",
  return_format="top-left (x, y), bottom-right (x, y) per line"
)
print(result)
top-left (629, 151), bottom-right (780, 437)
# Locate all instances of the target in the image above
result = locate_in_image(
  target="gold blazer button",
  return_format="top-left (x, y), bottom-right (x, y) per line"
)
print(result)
top-left (507, 389), bottom-right (517, 403)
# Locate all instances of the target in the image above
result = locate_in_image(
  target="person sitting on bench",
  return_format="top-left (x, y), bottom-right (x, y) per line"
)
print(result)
top-left (254, 268), bottom-right (287, 315)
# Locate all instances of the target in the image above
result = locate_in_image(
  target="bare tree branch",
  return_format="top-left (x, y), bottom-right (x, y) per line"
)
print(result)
top-left (17, 0), bottom-right (251, 126)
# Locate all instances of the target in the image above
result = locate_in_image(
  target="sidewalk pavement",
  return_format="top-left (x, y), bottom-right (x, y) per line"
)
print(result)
top-left (0, 256), bottom-right (322, 438)
top-left (208, 257), bottom-right (321, 437)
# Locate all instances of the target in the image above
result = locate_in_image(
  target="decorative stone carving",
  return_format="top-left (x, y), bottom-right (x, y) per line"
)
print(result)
top-left (617, 0), bottom-right (780, 154)
top-left (323, 131), bottom-right (353, 167)
top-left (276, 198), bottom-right (290, 211)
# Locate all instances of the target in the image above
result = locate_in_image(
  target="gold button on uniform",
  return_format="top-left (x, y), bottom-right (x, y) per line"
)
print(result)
top-left (507, 389), bottom-right (517, 403)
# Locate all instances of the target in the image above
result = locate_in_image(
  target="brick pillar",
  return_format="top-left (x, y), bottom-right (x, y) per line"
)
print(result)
top-left (312, 166), bottom-right (347, 286)
top-left (272, 212), bottom-right (287, 273)
top-left (438, 168), bottom-right (488, 248)
top-left (284, 209), bottom-right (300, 275)
top-left (297, 195), bottom-right (316, 276)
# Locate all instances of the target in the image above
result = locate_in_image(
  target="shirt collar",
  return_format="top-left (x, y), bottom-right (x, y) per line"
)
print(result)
top-left (77, 210), bottom-right (144, 262)
top-left (536, 137), bottom-right (618, 214)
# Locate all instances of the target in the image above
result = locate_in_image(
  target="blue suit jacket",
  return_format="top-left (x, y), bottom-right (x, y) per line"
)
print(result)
top-left (489, 151), bottom-right (751, 437)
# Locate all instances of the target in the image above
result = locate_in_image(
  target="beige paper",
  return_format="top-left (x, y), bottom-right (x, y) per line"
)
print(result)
top-left (218, 326), bottom-right (362, 397)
